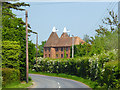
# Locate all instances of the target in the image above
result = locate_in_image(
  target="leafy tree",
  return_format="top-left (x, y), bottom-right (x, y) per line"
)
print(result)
top-left (95, 10), bottom-right (118, 36)
top-left (2, 41), bottom-right (20, 69)
top-left (74, 10), bottom-right (118, 57)
top-left (38, 41), bottom-right (46, 57)
top-left (28, 41), bottom-right (36, 69)
top-left (2, 2), bottom-right (36, 81)
top-left (74, 43), bottom-right (91, 57)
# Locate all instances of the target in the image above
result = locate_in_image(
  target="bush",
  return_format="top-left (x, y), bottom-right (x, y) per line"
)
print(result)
top-left (2, 68), bottom-right (20, 87)
top-left (2, 41), bottom-right (20, 69)
top-left (101, 60), bottom-right (120, 88)
top-left (33, 49), bottom-right (119, 88)
top-left (28, 76), bottom-right (32, 81)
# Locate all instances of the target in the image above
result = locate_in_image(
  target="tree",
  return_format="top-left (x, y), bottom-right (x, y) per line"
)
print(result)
top-left (38, 41), bottom-right (46, 57)
top-left (95, 10), bottom-right (118, 36)
top-left (28, 41), bottom-right (36, 69)
top-left (73, 43), bottom-right (92, 57)
top-left (88, 10), bottom-right (118, 55)
top-left (2, 2), bottom-right (35, 81)
top-left (83, 34), bottom-right (90, 43)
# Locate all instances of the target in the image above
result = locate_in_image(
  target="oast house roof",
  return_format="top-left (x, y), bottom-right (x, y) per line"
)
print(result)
top-left (44, 32), bottom-right (85, 47)
top-left (44, 32), bottom-right (59, 47)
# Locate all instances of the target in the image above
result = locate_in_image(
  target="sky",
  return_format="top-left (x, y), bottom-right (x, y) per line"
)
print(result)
top-left (12, 1), bottom-right (118, 45)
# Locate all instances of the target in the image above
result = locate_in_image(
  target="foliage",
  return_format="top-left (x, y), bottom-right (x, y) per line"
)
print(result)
top-left (64, 49), bottom-right (67, 58)
top-left (28, 41), bottom-right (36, 69)
top-left (2, 68), bottom-right (20, 87)
top-left (2, 8), bottom-right (26, 80)
top-left (96, 10), bottom-right (118, 36)
top-left (74, 43), bottom-right (92, 57)
top-left (2, 2), bottom-right (36, 81)
top-left (73, 29), bottom-right (118, 57)
top-left (33, 49), bottom-right (119, 88)
top-left (2, 41), bottom-right (20, 69)
top-left (73, 10), bottom-right (118, 58)
top-left (38, 41), bottom-right (46, 57)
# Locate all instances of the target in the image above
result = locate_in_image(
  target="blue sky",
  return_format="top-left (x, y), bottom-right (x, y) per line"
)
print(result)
top-left (12, 2), bottom-right (118, 45)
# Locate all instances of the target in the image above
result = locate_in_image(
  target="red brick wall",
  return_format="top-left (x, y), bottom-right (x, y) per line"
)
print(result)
top-left (51, 47), bottom-right (55, 58)
top-left (44, 47), bottom-right (71, 58)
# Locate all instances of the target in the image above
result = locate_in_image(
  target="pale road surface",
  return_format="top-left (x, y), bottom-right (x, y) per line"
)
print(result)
top-left (29, 74), bottom-right (91, 89)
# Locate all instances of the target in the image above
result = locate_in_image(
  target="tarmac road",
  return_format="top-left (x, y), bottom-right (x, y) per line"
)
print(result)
top-left (29, 74), bottom-right (91, 89)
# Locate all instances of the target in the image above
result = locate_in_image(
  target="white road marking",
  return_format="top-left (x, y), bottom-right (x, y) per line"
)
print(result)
top-left (57, 82), bottom-right (61, 88)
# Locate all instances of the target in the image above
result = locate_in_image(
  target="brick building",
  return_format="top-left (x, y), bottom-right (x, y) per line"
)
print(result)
top-left (43, 27), bottom-right (85, 58)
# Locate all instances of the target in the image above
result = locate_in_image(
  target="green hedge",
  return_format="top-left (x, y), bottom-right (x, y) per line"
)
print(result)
top-left (2, 41), bottom-right (20, 69)
top-left (2, 68), bottom-right (20, 87)
top-left (33, 49), bottom-right (120, 88)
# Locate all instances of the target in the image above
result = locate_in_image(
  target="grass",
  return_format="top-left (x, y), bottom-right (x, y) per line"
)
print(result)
top-left (30, 71), bottom-right (99, 89)
top-left (3, 80), bottom-right (33, 88)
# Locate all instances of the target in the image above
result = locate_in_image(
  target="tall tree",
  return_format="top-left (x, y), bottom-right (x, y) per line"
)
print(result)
top-left (95, 10), bottom-right (118, 36)
top-left (2, 2), bottom-right (35, 81)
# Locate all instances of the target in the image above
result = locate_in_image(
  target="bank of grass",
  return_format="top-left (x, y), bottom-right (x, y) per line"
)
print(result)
top-left (3, 80), bottom-right (33, 88)
top-left (30, 71), bottom-right (100, 89)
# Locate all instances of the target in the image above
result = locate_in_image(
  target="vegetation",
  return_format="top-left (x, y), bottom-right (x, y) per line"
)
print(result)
top-left (1, 1), bottom-right (119, 89)
top-left (2, 41), bottom-right (20, 69)
top-left (38, 41), bottom-right (46, 57)
top-left (2, 68), bottom-right (20, 87)
top-left (33, 10), bottom-right (119, 88)
top-left (33, 48), bottom-right (119, 88)
top-left (3, 75), bottom-right (32, 88)
top-left (2, 1), bottom-right (36, 87)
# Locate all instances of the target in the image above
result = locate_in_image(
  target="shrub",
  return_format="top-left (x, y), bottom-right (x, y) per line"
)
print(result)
top-left (33, 49), bottom-right (119, 88)
top-left (2, 41), bottom-right (20, 69)
top-left (2, 68), bottom-right (20, 87)
top-left (101, 60), bottom-right (120, 88)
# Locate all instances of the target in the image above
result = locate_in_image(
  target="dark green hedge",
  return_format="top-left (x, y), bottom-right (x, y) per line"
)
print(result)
top-left (2, 68), bottom-right (20, 87)
top-left (33, 50), bottom-right (120, 88)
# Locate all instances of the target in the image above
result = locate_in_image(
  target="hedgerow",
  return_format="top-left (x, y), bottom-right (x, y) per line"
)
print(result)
top-left (33, 49), bottom-right (119, 88)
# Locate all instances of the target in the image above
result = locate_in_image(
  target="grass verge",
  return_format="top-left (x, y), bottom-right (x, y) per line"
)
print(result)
top-left (30, 71), bottom-right (99, 89)
top-left (3, 80), bottom-right (33, 88)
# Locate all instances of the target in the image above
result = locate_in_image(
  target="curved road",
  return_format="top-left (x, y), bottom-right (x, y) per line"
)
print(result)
top-left (29, 74), bottom-right (91, 89)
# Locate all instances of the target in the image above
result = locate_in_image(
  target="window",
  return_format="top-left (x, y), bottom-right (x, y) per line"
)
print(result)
top-left (66, 54), bottom-right (68, 58)
top-left (49, 48), bottom-right (51, 52)
top-left (56, 54), bottom-right (58, 58)
top-left (55, 48), bottom-right (58, 52)
top-left (66, 47), bottom-right (68, 51)
top-left (45, 54), bottom-right (47, 58)
top-left (45, 48), bottom-right (47, 52)
top-left (61, 48), bottom-right (63, 51)
top-left (61, 54), bottom-right (63, 58)
top-left (49, 54), bottom-right (50, 57)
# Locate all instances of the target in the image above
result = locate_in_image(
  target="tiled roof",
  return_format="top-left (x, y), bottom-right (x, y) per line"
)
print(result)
top-left (44, 32), bottom-right (85, 47)
top-left (60, 32), bottom-right (69, 38)
top-left (44, 32), bottom-right (59, 47)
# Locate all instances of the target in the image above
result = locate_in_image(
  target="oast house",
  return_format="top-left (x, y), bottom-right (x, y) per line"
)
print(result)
top-left (43, 27), bottom-right (85, 58)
